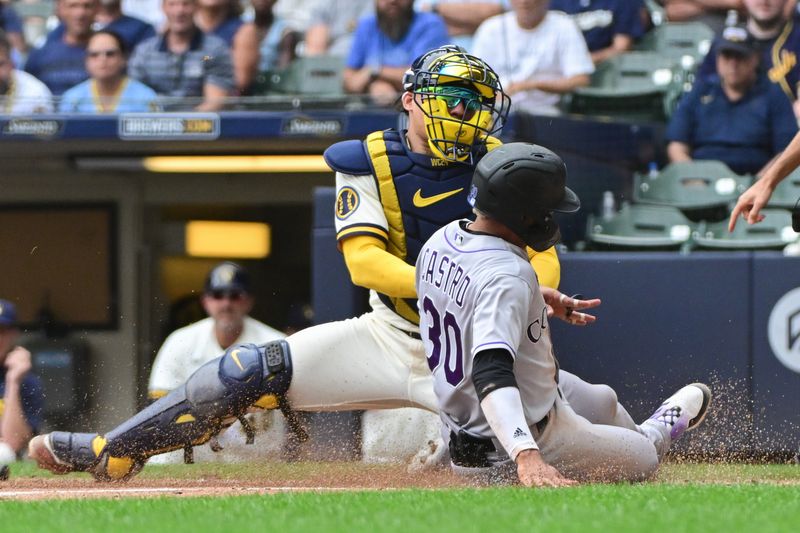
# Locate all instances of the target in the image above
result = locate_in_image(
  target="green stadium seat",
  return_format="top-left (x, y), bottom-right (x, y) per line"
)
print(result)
top-left (586, 203), bottom-right (695, 251)
top-left (563, 52), bottom-right (681, 121)
top-left (766, 167), bottom-right (800, 209)
top-left (633, 161), bottom-right (753, 221)
top-left (254, 56), bottom-right (345, 96)
top-left (635, 21), bottom-right (714, 63)
top-left (693, 208), bottom-right (796, 250)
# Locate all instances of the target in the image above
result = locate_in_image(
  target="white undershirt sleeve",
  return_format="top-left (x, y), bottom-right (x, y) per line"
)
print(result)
top-left (479, 386), bottom-right (538, 461)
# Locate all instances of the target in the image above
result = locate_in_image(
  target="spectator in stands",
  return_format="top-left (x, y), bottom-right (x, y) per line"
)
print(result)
top-left (550, 0), bottom-right (646, 64)
top-left (129, 0), bottom-right (234, 111)
top-left (472, 0), bottom-right (593, 115)
top-left (96, 0), bottom-right (156, 49)
top-left (660, 0), bottom-right (744, 33)
top-left (414, 0), bottom-right (507, 50)
top-left (343, 0), bottom-right (449, 104)
top-left (25, 0), bottom-right (97, 96)
top-left (303, 0), bottom-right (372, 57)
top-left (0, 31), bottom-right (53, 113)
top-left (0, 0), bottom-right (27, 63)
top-left (195, 0), bottom-right (242, 47)
top-left (147, 262), bottom-right (286, 464)
top-left (232, 0), bottom-right (296, 94)
top-left (699, 0), bottom-right (800, 116)
top-left (667, 25), bottom-right (797, 175)
top-left (47, 0), bottom-right (157, 51)
top-left (59, 29), bottom-right (159, 112)
top-left (274, 0), bottom-right (317, 34)
top-left (0, 299), bottom-right (44, 480)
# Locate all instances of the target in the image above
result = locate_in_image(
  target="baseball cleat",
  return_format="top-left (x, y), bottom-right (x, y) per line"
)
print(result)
top-left (28, 432), bottom-right (101, 475)
top-left (0, 464), bottom-right (9, 481)
top-left (647, 383), bottom-right (712, 441)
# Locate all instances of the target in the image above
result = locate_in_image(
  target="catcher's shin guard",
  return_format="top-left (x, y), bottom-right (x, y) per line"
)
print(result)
top-left (47, 341), bottom-right (292, 481)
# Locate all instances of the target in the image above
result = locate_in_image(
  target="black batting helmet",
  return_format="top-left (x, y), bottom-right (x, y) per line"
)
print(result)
top-left (468, 143), bottom-right (580, 251)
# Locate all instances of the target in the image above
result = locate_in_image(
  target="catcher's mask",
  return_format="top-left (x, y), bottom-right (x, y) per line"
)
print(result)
top-left (468, 142), bottom-right (580, 251)
top-left (402, 45), bottom-right (511, 163)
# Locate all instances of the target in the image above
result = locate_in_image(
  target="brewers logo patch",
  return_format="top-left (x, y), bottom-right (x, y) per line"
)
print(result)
top-left (336, 186), bottom-right (360, 220)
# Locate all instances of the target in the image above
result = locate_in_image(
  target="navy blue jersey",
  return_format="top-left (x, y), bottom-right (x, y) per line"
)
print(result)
top-left (0, 369), bottom-right (44, 435)
top-left (699, 16), bottom-right (800, 102)
top-left (666, 76), bottom-right (798, 174)
top-left (550, 0), bottom-right (644, 51)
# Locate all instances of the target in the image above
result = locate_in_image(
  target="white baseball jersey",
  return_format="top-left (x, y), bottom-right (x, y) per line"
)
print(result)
top-left (416, 220), bottom-right (558, 439)
top-left (148, 316), bottom-right (285, 393)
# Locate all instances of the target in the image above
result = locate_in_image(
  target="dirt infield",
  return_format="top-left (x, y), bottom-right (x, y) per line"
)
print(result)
top-left (0, 463), bottom-right (472, 501)
top-left (2, 461), bottom-right (798, 501)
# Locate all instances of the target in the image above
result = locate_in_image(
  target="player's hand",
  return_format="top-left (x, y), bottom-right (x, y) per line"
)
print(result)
top-left (516, 449), bottom-right (577, 488)
top-left (4, 346), bottom-right (32, 384)
top-left (728, 178), bottom-right (774, 232)
top-left (540, 288), bottom-right (600, 326)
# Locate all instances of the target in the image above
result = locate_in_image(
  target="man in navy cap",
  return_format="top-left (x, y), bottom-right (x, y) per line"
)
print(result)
top-left (667, 24), bottom-right (798, 176)
top-left (147, 262), bottom-right (285, 463)
top-left (0, 299), bottom-right (44, 480)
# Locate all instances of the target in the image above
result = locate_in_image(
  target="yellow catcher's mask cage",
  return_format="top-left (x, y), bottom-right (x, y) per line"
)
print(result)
top-left (404, 46), bottom-right (511, 163)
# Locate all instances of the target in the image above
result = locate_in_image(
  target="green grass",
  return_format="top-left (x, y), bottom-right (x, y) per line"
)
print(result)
top-left (2, 462), bottom-right (799, 533)
top-left (1, 484), bottom-right (799, 533)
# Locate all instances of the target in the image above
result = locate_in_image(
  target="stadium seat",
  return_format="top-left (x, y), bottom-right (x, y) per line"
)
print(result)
top-left (633, 160), bottom-right (753, 221)
top-left (563, 52), bottom-right (681, 121)
top-left (693, 208), bottom-right (796, 250)
top-left (586, 203), bottom-right (695, 251)
top-left (766, 167), bottom-right (800, 209)
top-left (255, 56), bottom-right (346, 96)
top-left (635, 21), bottom-right (714, 63)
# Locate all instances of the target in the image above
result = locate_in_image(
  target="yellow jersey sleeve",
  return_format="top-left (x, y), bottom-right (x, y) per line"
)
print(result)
top-left (341, 234), bottom-right (417, 298)
top-left (528, 245), bottom-right (560, 289)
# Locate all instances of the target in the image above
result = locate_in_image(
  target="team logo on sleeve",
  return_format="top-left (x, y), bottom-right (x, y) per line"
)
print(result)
top-left (336, 187), bottom-right (360, 220)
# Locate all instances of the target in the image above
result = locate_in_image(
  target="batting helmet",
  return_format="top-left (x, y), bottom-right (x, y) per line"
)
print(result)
top-left (403, 45), bottom-right (511, 163)
top-left (468, 142), bottom-right (580, 251)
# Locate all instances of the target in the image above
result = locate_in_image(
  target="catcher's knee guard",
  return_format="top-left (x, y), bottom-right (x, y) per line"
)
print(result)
top-left (82, 341), bottom-right (292, 480)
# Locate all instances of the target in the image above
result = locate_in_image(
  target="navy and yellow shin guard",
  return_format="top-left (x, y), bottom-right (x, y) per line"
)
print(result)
top-left (52, 341), bottom-right (293, 481)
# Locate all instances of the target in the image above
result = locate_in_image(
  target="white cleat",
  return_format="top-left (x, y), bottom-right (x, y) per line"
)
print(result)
top-left (647, 383), bottom-right (712, 441)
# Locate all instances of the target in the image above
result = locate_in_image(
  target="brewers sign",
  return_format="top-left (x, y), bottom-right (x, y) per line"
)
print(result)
top-left (119, 113), bottom-right (220, 140)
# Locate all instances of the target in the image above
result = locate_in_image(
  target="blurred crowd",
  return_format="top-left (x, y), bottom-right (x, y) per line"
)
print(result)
top-left (0, 0), bottom-right (798, 124)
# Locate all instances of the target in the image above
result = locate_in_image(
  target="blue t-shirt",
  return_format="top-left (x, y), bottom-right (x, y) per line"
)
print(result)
top-left (0, 370), bottom-right (44, 435)
top-left (46, 15), bottom-right (156, 51)
top-left (59, 77), bottom-right (160, 113)
top-left (346, 11), bottom-right (449, 69)
top-left (25, 39), bottom-right (88, 96)
top-left (207, 16), bottom-right (243, 48)
top-left (699, 15), bottom-right (800, 103)
top-left (666, 76), bottom-right (799, 174)
top-left (550, 0), bottom-right (644, 52)
top-left (0, 4), bottom-right (23, 34)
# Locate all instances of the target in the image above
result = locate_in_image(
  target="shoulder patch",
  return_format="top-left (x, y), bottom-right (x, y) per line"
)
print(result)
top-left (324, 139), bottom-right (372, 175)
top-left (336, 186), bottom-right (360, 220)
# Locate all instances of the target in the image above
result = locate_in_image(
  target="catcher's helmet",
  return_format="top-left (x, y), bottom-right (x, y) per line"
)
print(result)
top-left (468, 142), bottom-right (580, 251)
top-left (403, 45), bottom-right (510, 163)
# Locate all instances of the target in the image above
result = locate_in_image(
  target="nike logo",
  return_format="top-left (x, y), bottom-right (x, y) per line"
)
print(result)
top-left (412, 187), bottom-right (464, 208)
top-left (230, 349), bottom-right (244, 371)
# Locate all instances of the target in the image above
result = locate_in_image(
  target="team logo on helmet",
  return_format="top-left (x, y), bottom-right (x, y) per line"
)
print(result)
top-left (336, 186), bottom-right (360, 220)
top-left (407, 46), bottom-right (511, 164)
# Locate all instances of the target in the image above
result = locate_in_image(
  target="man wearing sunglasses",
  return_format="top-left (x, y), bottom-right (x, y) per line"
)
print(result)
top-left (145, 261), bottom-right (286, 464)
top-left (29, 46), bottom-right (587, 480)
